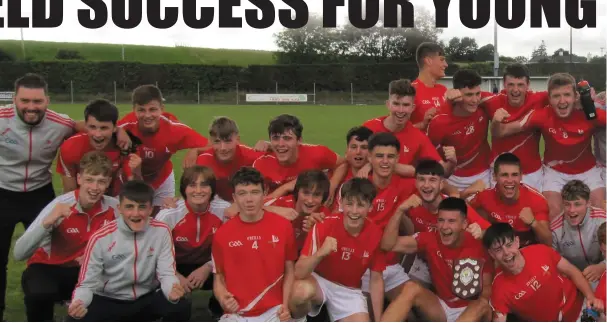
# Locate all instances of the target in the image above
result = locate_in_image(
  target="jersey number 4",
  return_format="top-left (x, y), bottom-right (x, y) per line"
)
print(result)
top-left (252, 241), bottom-right (259, 249)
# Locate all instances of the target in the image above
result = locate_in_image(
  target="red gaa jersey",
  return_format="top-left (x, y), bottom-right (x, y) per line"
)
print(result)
top-left (426, 103), bottom-right (491, 177)
top-left (411, 79), bottom-right (447, 127)
top-left (415, 231), bottom-right (494, 308)
top-left (482, 91), bottom-right (548, 174)
top-left (212, 211), bottom-right (297, 317)
top-left (301, 214), bottom-right (386, 289)
top-left (56, 133), bottom-right (132, 196)
top-left (595, 271), bottom-right (606, 311)
top-left (362, 117), bottom-right (441, 165)
top-left (253, 144), bottom-right (338, 193)
top-left (119, 117), bottom-right (208, 188)
top-left (155, 199), bottom-right (223, 265)
top-left (469, 184), bottom-right (548, 232)
top-left (196, 145), bottom-right (264, 201)
top-left (526, 107), bottom-right (606, 175)
top-left (117, 111), bottom-right (179, 126)
top-left (490, 245), bottom-right (584, 322)
top-left (407, 194), bottom-right (490, 233)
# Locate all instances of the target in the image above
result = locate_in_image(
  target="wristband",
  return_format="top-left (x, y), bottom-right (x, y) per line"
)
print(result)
top-left (528, 218), bottom-right (535, 226)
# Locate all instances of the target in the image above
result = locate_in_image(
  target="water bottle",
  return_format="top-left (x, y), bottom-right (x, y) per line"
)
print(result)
top-left (577, 80), bottom-right (597, 120)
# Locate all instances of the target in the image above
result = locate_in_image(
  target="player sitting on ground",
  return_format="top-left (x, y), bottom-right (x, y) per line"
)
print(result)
top-left (551, 180), bottom-right (606, 287)
top-left (482, 64), bottom-right (548, 191)
top-left (427, 69), bottom-right (494, 199)
top-left (57, 99), bottom-right (141, 196)
top-left (469, 153), bottom-right (552, 247)
top-left (492, 73), bottom-right (607, 220)
top-left (484, 223), bottom-right (605, 322)
top-left (381, 197), bottom-right (494, 322)
top-left (13, 152), bottom-right (120, 322)
top-left (211, 167), bottom-right (298, 322)
top-left (119, 85), bottom-right (209, 213)
top-left (361, 79), bottom-right (456, 178)
top-left (264, 170), bottom-right (332, 252)
top-left (289, 177), bottom-right (386, 322)
top-left (68, 180), bottom-right (190, 322)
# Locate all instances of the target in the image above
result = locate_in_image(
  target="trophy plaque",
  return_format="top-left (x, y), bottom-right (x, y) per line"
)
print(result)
top-left (452, 258), bottom-right (484, 300)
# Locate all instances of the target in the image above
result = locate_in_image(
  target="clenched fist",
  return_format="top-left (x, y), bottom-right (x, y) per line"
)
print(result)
top-left (317, 236), bottom-right (338, 258)
top-left (492, 108), bottom-right (511, 123)
top-left (444, 89), bottom-right (463, 103)
top-left (518, 207), bottom-right (535, 226)
top-left (442, 146), bottom-right (457, 164)
top-left (398, 195), bottom-right (422, 213)
top-left (466, 223), bottom-right (483, 240)
top-left (42, 203), bottom-right (72, 229)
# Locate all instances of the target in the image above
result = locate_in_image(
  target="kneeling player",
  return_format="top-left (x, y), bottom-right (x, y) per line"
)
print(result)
top-left (484, 223), bottom-right (604, 321)
top-left (289, 178), bottom-right (386, 322)
top-left (13, 152), bottom-right (119, 322)
top-left (68, 181), bottom-right (190, 321)
top-left (381, 197), bottom-right (494, 322)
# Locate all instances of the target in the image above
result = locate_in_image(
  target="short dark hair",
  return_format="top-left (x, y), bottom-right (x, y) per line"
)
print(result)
top-left (119, 180), bottom-right (155, 205)
top-left (453, 69), bottom-right (482, 90)
top-left (368, 132), bottom-right (400, 152)
top-left (180, 165), bottom-right (216, 200)
top-left (268, 114), bottom-right (303, 139)
top-left (493, 153), bottom-right (521, 175)
top-left (340, 177), bottom-right (377, 205)
top-left (561, 180), bottom-right (591, 202)
top-left (503, 63), bottom-right (530, 83)
top-left (209, 116), bottom-right (239, 140)
top-left (14, 73), bottom-right (48, 94)
top-left (416, 42), bottom-right (445, 68)
top-left (415, 159), bottom-right (445, 177)
top-left (293, 170), bottom-right (331, 203)
top-left (231, 166), bottom-right (264, 190)
top-left (132, 85), bottom-right (164, 106)
top-left (482, 223), bottom-right (516, 250)
top-left (438, 197), bottom-right (468, 218)
top-left (346, 126), bottom-right (373, 145)
top-left (84, 99), bottom-right (119, 125)
top-left (388, 79), bottom-right (416, 98)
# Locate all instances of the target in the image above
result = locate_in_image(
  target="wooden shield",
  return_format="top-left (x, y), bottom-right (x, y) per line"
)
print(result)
top-left (452, 258), bottom-right (484, 300)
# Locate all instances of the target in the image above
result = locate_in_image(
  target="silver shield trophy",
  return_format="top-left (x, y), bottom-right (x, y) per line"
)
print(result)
top-left (452, 258), bottom-right (484, 299)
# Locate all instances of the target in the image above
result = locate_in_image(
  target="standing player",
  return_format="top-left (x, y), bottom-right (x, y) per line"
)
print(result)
top-left (427, 69), bottom-right (493, 198)
top-left (483, 223), bottom-right (604, 322)
top-left (117, 89), bottom-right (178, 126)
top-left (211, 167), bottom-right (297, 322)
top-left (57, 99), bottom-right (140, 196)
top-left (469, 153), bottom-right (552, 247)
top-left (380, 198), bottom-right (494, 322)
top-left (288, 178), bottom-right (386, 322)
top-left (492, 73), bottom-right (606, 220)
top-left (410, 42), bottom-right (449, 131)
top-left (13, 152), bottom-right (119, 322)
top-left (119, 85), bottom-right (209, 211)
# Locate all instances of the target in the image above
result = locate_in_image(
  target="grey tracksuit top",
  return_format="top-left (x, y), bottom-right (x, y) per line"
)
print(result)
top-left (71, 216), bottom-right (180, 307)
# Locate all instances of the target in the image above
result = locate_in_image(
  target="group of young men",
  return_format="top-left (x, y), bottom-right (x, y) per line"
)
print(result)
top-left (0, 41), bottom-right (606, 322)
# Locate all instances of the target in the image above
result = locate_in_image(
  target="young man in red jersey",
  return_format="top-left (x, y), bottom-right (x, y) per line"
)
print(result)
top-left (57, 99), bottom-right (141, 196)
top-left (119, 85), bottom-right (209, 213)
top-left (483, 223), bottom-right (604, 322)
top-left (117, 86), bottom-right (178, 126)
top-left (410, 42), bottom-right (449, 131)
top-left (427, 69), bottom-right (495, 198)
top-left (13, 152), bottom-right (119, 322)
top-left (289, 178), bottom-right (386, 322)
top-left (492, 73), bottom-right (607, 220)
top-left (469, 153), bottom-right (552, 247)
top-left (380, 197), bottom-right (494, 322)
top-left (361, 79), bottom-right (456, 178)
top-left (211, 167), bottom-right (298, 322)
top-left (482, 64), bottom-right (549, 191)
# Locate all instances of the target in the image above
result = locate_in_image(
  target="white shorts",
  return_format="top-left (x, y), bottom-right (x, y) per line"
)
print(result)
top-left (447, 170), bottom-right (491, 193)
top-left (491, 167), bottom-right (543, 192)
top-left (309, 272), bottom-right (368, 322)
top-left (152, 171), bottom-right (176, 206)
top-left (542, 166), bottom-right (606, 193)
top-left (438, 298), bottom-right (467, 322)
top-left (361, 264), bottom-right (409, 293)
top-left (210, 195), bottom-right (232, 222)
top-left (219, 305), bottom-right (305, 322)
top-left (406, 255), bottom-right (432, 287)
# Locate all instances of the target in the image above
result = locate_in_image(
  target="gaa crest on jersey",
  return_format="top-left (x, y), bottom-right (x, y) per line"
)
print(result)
top-left (452, 258), bottom-right (484, 299)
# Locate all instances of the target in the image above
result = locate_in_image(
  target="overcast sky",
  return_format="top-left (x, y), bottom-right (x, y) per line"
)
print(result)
top-left (0, 0), bottom-right (605, 58)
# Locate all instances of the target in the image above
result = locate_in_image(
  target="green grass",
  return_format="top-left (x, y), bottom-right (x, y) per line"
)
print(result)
top-left (0, 40), bottom-right (276, 66)
top-left (6, 103), bottom-right (387, 322)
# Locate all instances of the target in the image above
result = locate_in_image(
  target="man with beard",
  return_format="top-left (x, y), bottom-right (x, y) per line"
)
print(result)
top-left (469, 153), bottom-right (552, 247)
top-left (288, 178), bottom-right (386, 322)
top-left (57, 99), bottom-right (142, 196)
top-left (484, 223), bottom-right (604, 322)
top-left (13, 151), bottom-right (120, 322)
top-left (492, 73), bottom-right (607, 220)
top-left (380, 197), bottom-right (494, 322)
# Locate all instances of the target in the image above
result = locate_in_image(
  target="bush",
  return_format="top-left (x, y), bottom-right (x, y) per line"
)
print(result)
top-left (56, 49), bottom-right (84, 60)
top-left (0, 49), bottom-right (15, 62)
